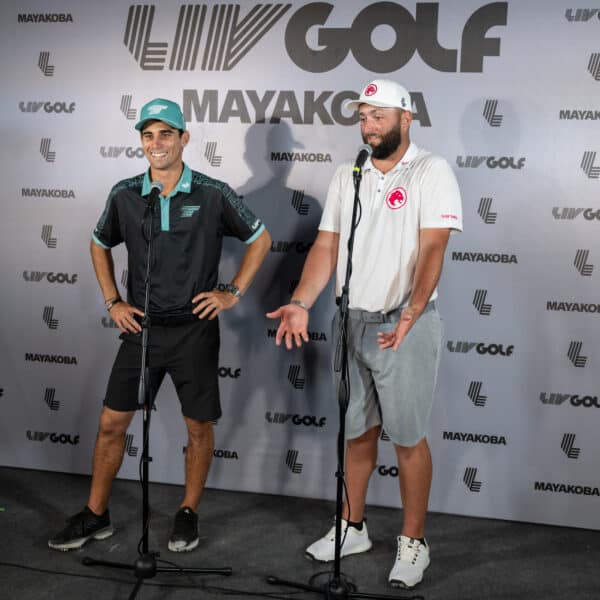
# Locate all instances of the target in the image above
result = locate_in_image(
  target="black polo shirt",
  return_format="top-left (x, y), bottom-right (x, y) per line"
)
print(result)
top-left (93, 164), bottom-right (264, 316)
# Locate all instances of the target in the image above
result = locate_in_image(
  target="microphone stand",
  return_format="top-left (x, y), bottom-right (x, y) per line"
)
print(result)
top-left (83, 188), bottom-right (232, 598)
top-left (267, 166), bottom-right (412, 599)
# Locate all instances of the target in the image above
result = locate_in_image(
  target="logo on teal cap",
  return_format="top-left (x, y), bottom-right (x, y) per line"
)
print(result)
top-left (135, 98), bottom-right (186, 131)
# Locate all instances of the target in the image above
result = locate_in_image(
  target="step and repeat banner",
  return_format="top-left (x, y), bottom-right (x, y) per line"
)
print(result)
top-left (0, 1), bottom-right (598, 530)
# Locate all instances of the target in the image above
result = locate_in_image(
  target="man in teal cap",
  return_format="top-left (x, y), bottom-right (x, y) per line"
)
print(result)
top-left (48, 98), bottom-right (271, 553)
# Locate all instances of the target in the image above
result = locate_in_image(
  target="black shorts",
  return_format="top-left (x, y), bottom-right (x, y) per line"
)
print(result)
top-left (104, 317), bottom-right (221, 421)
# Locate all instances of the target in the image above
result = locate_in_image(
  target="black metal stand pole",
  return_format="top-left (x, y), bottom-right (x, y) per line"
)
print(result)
top-left (267, 171), bottom-right (406, 599)
top-left (82, 189), bottom-right (232, 597)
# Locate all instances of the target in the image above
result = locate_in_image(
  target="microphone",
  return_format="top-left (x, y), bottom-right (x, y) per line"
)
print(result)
top-left (352, 144), bottom-right (372, 177)
top-left (148, 180), bottom-right (163, 204)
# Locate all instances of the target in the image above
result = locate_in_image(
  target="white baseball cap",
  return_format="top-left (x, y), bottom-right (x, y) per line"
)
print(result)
top-left (344, 79), bottom-right (412, 113)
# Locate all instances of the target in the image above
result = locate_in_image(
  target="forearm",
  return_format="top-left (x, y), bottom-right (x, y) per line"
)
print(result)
top-left (291, 231), bottom-right (339, 308)
top-left (90, 240), bottom-right (120, 302)
top-left (407, 229), bottom-right (450, 314)
top-left (230, 229), bottom-right (271, 294)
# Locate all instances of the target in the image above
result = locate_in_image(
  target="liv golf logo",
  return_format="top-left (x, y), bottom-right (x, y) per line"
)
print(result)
top-left (286, 449), bottom-right (303, 474)
top-left (468, 381), bottom-right (487, 407)
top-left (561, 433), bottom-right (581, 459)
top-left (123, 4), bottom-right (291, 71)
top-left (581, 152), bottom-right (600, 178)
top-left (473, 289), bottom-right (492, 315)
top-left (288, 365), bottom-right (305, 389)
top-left (483, 99), bottom-right (503, 126)
top-left (567, 341), bottom-right (587, 367)
top-left (574, 249), bottom-right (594, 276)
top-left (463, 467), bottom-right (482, 492)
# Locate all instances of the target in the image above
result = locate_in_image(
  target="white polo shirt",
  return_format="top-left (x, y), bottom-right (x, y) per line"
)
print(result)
top-left (319, 143), bottom-right (462, 312)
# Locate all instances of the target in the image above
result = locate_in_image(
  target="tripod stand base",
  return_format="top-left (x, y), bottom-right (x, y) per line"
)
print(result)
top-left (267, 573), bottom-right (408, 600)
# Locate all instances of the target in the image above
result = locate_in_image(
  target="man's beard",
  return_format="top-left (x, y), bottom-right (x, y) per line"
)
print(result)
top-left (363, 125), bottom-right (402, 160)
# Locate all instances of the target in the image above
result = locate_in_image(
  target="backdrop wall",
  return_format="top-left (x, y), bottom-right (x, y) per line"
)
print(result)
top-left (1, 0), bottom-right (599, 530)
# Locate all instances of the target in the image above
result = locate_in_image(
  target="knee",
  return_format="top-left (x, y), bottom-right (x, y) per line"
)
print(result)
top-left (98, 408), bottom-right (132, 438)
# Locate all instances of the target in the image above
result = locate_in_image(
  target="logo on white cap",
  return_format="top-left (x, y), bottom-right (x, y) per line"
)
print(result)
top-left (365, 83), bottom-right (378, 96)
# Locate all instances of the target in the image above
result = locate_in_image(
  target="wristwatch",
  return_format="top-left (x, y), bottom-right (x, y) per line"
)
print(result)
top-left (223, 283), bottom-right (241, 298)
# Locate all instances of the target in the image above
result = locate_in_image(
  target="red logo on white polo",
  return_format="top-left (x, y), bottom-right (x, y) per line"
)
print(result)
top-left (364, 83), bottom-right (378, 97)
top-left (386, 187), bottom-right (407, 210)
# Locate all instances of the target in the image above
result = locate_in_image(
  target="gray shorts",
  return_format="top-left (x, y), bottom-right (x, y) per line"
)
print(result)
top-left (332, 302), bottom-right (442, 447)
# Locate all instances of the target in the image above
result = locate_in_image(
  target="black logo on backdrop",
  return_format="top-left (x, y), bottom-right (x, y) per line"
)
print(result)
top-left (43, 306), bottom-right (59, 330)
top-left (125, 433), bottom-right (139, 457)
top-left (589, 53), bottom-right (600, 80)
top-left (24, 271), bottom-right (77, 284)
top-left (447, 341), bottom-right (514, 357)
top-left (25, 353), bottom-right (77, 365)
top-left (473, 289), bottom-right (492, 316)
top-left (547, 301), bottom-right (600, 313)
top-left (478, 197), bottom-right (497, 224)
top-left (26, 431), bottom-right (79, 444)
top-left (41, 225), bottom-right (57, 249)
top-left (218, 367), bottom-right (241, 378)
top-left (286, 2), bottom-right (507, 73)
top-left (182, 88), bottom-right (431, 126)
top-left (100, 146), bottom-right (144, 158)
top-left (18, 14), bottom-right (73, 23)
top-left (561, 433), bottom-right (581, 459)
top-left (443, 431), bottom-right (506, 445)
top-left (266, 412), bottom-right (326, 428)
top-left (456, 155), bottom-right (525, 169)
top-left (120, 95), bottom-right (137, 120)
top-left (535, 481), bottom-right (600, 496)
top-left (40, 138), bottom-right (56, 162)
top-left (377, 464), bottom-right (399, 477)
top-left (565, 9), bottom-right (600, 22)
top-left (291, 190), bottom-right (309, 215)
top-left (272, 152), bottom-right (332, 163)
top-left (205, 142), bottom-right (222, 167)
top-left (20, 101), bottom-right (74, 113)
top-left (288, 365), bottom-right (305, 389)
top-left (270, 241), bottom-right (313, 254)
top-left (574, 249), bottom-right (594, 276)
top-left (483, 99), bottom-right (503, 126)
top-left (581, 152), bottom-right (600, 178)
top-left (553, 207), bottom-right (600, 220)
top-left (540, 392), bottom-right (600, 408)
top-left (102, 316), bottom-right (119, 328)
top-left (559, 109), bottom-right (600, 121)
top-left (452, 251), bottom-right (517, 264)
top-left (380, 429), bottom-right (390, 442)
top-left (468, 381), bottom-right (487, 407)
top-left (286, 449), bottom-right (303, 473)
top-left (22, 188), bottom-right (75, 199)
top-left (124, 4), bottom-right (291, 71)
top-left (567, 341), bottom-right (587, 367)
top-left (463, 467), bottom-right (482, 492)
top-left (44, 388), bottom-right (60, 410)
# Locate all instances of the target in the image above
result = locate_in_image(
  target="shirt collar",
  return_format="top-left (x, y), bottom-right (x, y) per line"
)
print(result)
top-left (363, 142), bottom-right (419, 173)
top-left (141, 163), bottom-right (192, 197)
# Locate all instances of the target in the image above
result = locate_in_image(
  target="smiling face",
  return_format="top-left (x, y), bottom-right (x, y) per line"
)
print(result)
top-left (140, 120), bottom-right (189, 175)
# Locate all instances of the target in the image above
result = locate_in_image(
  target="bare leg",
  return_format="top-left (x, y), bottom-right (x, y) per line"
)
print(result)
top-left (180, 418), bottom-right (214, 511)
top-left (342, 425), bottom-right (380, 521)
top-left (88, 407), bottom-right (135, 515)
top-left (394, 437), bottom-right (432, 538)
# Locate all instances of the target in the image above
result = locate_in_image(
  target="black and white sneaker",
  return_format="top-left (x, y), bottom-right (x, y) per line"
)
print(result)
top-left (48, 506), bottom-right (114, 551)
top-left (168, 506), bottom-right (199, 552)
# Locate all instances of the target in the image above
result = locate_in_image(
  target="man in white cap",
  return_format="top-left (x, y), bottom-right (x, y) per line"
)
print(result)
top-left (49, 98), bottom-right (271, 553)
top-left (268, 80), bottom-right (462, 588)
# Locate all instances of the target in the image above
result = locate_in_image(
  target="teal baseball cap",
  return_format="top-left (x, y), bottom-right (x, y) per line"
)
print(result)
top-left (135, 98), bottom-right (186, 131)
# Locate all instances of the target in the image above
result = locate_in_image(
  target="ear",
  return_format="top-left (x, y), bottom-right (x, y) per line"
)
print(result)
top-left (182, 131), bottom-right (190, 146)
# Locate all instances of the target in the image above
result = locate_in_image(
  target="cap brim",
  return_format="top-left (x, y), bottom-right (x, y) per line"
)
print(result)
top-left (343, 99), bottom-right (412, 112)
top-left (135, 118), bottom-right (186, 131)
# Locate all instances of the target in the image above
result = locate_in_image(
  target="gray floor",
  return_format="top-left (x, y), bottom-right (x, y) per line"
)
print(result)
top-left (0, 466), bottom-right (598, 600)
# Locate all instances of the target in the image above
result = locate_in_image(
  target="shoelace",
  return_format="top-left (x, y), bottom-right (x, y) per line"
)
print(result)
top-left (399, 538), bottom-right (422, 565)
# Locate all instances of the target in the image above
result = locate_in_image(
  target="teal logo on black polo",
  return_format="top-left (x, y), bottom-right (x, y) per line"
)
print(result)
top-left (181, 205), bottom-right (200, 218)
